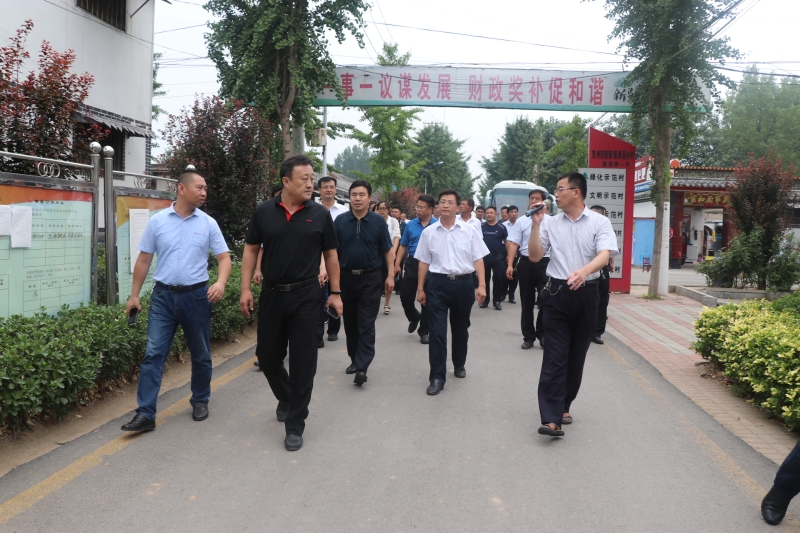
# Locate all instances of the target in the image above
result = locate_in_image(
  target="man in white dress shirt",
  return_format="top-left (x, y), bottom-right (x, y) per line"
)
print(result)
top-left (528, 172), bottom-right (619, 437)
top-left (459, 198), bottom-right (483, 231)
top-left (318, 175), bottom-right (347, 344)
top-left (502, 205), bottom-right (520, 303)
top-left (416, 189), bottom-right (489, 396)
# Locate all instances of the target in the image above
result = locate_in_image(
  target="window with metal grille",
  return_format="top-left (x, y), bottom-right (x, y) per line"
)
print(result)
top-left (77, 0), bottom-right (127, 32)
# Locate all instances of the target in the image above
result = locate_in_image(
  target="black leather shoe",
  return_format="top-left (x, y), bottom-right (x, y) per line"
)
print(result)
top-left (494, 301), bottom-right (502, 311)
top-left (521, 340), bottom-right (534, 350)
top-left (253, 360), bottom-right (260, 367)
top-left (539, 338), bottom-right (545, 348)
top-left (327, 334), bottom-right (338, 341)
top-left (592, 336), bottom-right (604, 344)
top-left (284, 434), bottom-right (303, 451)
top-left (192, 403), bottom-right (209, 421)
top-left (508, 296), bottom-right (516, 304)
top-left (454, 367), bottom-right (466, 378)
top-left (762, 485), bottom-right (791, 525)
top-left (276, 402), bottom-right (289, 422)
top-left (121, 413), bottom-right (155, 432)
top-left (354, 371), bottom-right (367, 385)
top-left (408, 317), bottom-right (420, 334)
top-left (426, 379), bottom-right (444, 395)
top-left (318, 338), bottom-right (325, 348)
top-left (479, 301), bottom-right (489, 308)
top-left (420, 333), bottom-right (429, 344)
top-left (346, 363), bottom-right (357, 374)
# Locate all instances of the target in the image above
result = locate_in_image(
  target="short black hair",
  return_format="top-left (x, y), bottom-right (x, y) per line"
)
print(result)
top-left (476, 205), bottom-right (485, 212)
top-left (271, 182), bottom-right (283, 197)
top-left (590, 205), bottom-right (608, 215)
top-left (461, 198), bottom-right (475, 208)
top-left (281, 154), bottom-right (314, 180)
top-left (529, 189), bottom-right (545, 200)
top-left (507, 205), bottom-right (519, 213)
top-left (178, 170), bottom-right (202, 188)
top-left (418, 194), bottom-right (435, 209)
top-left (318, 175), bottom-right (337, 187)
top-left (560, 172), bottom-right (587, 200)
top-left (350, 179), bottom-right (372, 197)
top-left (500, 206), bottom-right (508, 213)
top-left (485, 206), bottom-right (497, 213)
top-left (376, 200), bottom-right (390, 211)
top-left (438, 188), bottom-right (461, 205)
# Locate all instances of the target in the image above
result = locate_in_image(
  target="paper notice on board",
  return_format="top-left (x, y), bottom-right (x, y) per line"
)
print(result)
top-left (129, 209), bottom-right (150, 273)
top-left (0, 205), bottom-right (11, 236)
top-left (10, 205), bottom-right (32, 248)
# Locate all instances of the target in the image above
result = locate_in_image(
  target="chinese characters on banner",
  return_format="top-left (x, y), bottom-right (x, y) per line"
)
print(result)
top-left (313, 67), bottom-right (683, 112)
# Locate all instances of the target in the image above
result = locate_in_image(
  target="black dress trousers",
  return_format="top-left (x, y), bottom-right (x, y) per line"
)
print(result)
top-left (400, 257), bottom-right (429, 336)
top-left (341, 269), bottom-right (383, 372)
top-left (483, 252), bottom-right (506, 304)
top-left (774, 439), bottom-right (800, 500)
top-left (595, 266), bottom-right (610, 337)
top-left (504, 255), bottom-right (519, 299)
top-left (256, 282), bottom-right (320, 436)
top-left (426, 273), bottom-right (475, 383)
top-left (537, 280), bottom-right (599, 425)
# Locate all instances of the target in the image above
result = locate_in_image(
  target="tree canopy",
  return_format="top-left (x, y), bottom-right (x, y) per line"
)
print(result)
top-left (205, 0), bottom-right (368, 157)
top-left (334, 144), bottom-right (373, 178)
top-left (410, 123), bottom-right (474, 199)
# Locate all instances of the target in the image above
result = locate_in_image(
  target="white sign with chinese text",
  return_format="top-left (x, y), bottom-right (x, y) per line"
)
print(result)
top-left (580, 168), bottom-right (626, 279)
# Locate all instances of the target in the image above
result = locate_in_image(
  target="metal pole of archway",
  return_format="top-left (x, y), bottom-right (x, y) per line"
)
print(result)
top-left (89, 142), bottom-right (101, 304)
top-left (103, 146), bottom-right (118, 305)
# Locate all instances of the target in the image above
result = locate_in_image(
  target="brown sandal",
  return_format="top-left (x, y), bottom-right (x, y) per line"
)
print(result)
top-left (562, 415), bottom-right (573, 424)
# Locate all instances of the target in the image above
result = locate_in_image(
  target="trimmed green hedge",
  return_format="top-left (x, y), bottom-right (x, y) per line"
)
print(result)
top-left (692, 292), bottom-right (800, 430)
top-left (0, 262), bottom-right (259, 433)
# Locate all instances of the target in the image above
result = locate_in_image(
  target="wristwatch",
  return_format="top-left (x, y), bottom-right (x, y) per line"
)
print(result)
top-left (330, 290), bottom-right (341, 295)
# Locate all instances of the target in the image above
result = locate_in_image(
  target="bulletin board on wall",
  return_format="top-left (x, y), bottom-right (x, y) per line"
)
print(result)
top-left (0, 174), bottom-right (97, 318)
top-left (114, 187), bottom-right (175, 301)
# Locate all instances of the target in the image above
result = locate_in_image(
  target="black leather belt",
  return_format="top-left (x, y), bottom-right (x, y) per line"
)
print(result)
top-left (343, 267), bottom-right (379, 275)
top-left (549, 277), bottom-right (599, 288)
top-left (430, 272), bottom-right (472, 281)
top-left (264, 277), bottom-right (318, 292)
top-left (155, 281), bottom-right (206, 293)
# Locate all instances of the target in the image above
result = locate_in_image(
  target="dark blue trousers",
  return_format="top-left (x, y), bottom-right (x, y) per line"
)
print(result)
top-left (774, 439), bottom-right (800, 499)
top-left (538, 281), bottom-right (599, 425)
top-left (426, 273), bottom-right (475, 383)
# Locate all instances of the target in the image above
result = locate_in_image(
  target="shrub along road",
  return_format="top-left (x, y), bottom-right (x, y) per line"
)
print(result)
top-left (0, 303), bottom-right (794, 531)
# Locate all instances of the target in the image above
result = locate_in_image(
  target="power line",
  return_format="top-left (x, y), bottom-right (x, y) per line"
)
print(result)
top-left (370, 22), bottom-right (624, 57)
top-left (373, 0), bottom-right (394, 43)
top-left (154, 23), bottom-right (206, 34)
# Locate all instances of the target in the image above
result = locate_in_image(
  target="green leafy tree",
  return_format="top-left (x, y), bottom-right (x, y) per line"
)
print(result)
top-left (594, 0), bottom-right (739, 296)
top-left (349, 43), bottom-right (424, 193)
top-left (160, 95), bottom-right (280, 243)
top-left (480, 116), bottom-right (565, 196)
top-left (410, 123), bottom-right (474, 199)
top-left (334, 144), bottom-right (373, 178)
top-left (721, 68), bottom-right (800, 170)
top-left (205, 0), bottom-right (368, 157)
top-left (545, 115), bottom-right (589, 176)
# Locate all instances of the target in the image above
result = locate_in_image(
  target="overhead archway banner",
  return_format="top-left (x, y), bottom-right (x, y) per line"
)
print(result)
top-left (315, 66), bottom-right (645, 112)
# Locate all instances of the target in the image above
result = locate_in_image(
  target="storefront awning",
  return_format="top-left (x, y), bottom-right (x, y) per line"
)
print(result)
top-left (76, 111), bottom-right (154, 138)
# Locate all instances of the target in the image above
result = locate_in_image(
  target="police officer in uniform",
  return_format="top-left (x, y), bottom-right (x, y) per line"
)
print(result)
top-left (416, 189), bottom-right (489, 396)
top-left (240, 155), bottom-right (342, 452)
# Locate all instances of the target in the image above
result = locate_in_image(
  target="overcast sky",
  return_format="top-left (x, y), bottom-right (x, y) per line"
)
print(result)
top-left (152, 0), bottom-right (799, 183)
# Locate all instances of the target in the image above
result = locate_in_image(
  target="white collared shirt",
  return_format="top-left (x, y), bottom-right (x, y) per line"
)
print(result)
top-left (538, 206), bottom-right (619, 280)
top-left (385, 215), bottom-right (401, 241)
top-left (326, 202), bottom-right (347, 221)
top-left (415, 219), bottom-right (490, 275)
top-left (507, 215), bottom-right (550, 258)
top-left (460, 213), bottom-right (483, 231)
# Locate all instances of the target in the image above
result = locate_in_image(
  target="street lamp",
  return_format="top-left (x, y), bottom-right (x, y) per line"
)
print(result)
top-left (424, 161), bottom-right (444, 195)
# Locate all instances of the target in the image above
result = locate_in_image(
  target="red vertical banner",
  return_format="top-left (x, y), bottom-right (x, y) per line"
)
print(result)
top-left (587, 128), bottom-right (635, 293)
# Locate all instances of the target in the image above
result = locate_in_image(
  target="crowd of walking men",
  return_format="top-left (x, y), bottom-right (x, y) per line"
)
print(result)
top-left (121, 154), bottom-right (618, 451)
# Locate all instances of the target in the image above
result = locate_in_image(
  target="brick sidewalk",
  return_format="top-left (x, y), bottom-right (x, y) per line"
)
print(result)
top-left (606, 291), bottom-right (797, 465)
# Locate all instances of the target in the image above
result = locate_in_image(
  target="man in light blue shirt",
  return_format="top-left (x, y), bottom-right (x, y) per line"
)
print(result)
top-left (122, 170), bottom-right (231, 432)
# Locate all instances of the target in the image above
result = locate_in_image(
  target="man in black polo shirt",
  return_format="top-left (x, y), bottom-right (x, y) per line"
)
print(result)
top-left (334, 180), bottom-right (394, 385)
top-left (240, 155), bottom-right (342, 452)
top-left (480, 206), bottom-right (507, 310)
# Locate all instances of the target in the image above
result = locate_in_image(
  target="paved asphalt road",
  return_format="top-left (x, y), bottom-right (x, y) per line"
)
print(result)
top-left (1, 301), bottom-right (797, 532)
